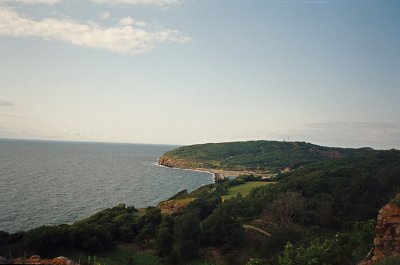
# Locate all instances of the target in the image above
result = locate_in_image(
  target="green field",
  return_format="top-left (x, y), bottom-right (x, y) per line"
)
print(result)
top-left (222, 181), bottom-right (276, 201)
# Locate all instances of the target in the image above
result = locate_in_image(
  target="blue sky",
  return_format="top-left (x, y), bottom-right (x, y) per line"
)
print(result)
top-left (0, 0), bottom-right (399, 149)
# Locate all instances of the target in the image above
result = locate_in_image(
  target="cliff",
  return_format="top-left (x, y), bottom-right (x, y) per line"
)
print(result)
top-left (359, 202), bottom-right (400, 264)
top-left (158, 156), bottom-right (194, 169)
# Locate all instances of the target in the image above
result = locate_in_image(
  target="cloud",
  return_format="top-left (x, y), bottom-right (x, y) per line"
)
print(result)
top-left (0, 0), bottom-right (183, 6)
top-left (0, 6), bottom-right (190, 54)
top-left (118, 16), bottom-right (147, 27)
top-left (0, 98), bottom-right (14, 107)
top-left (0, 0), bottom-right (61, 5)
top-left (99, 11), bottom-right (110, 20)
top-left (90, 0), bottom-right (182, 7)
top-left (238, 122), bottom-right (400, 150)
top-left (306, 121), bottom-right (400, 133)
top-left (298, 122), bottom-right (400, 149)
top-left (0, 113), bottom-right (19, 117)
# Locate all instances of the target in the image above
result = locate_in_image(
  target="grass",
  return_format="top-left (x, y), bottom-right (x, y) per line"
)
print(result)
top-left (222, 181), bottom-right (276, 201)
top-left (137, 208), bottom-right (147, 216)
top-left (50, 246), bottom-right (162, 265)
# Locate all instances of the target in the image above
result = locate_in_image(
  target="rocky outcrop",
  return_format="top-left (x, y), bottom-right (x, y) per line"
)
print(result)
top-left (158, 156), bottom-right (193, 169)
top-left (359, 203), bottom-right (400, 265)
top-left (158, 198), bottom-right (196, 214)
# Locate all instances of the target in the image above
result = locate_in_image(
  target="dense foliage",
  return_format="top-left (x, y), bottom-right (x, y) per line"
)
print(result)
top-left (161, 140), bottom-right (375, 172)
top-left (0, 204), bottom-right (138, 256)
top-left (1, 141), bottom-right (399, 265)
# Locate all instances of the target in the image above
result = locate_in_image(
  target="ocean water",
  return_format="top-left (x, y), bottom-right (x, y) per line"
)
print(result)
top-left (0, 139), bottom-right (213, 232)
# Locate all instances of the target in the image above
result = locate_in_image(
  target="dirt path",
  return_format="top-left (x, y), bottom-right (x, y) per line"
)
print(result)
top-left (243, 224), bottom-right (272, 237)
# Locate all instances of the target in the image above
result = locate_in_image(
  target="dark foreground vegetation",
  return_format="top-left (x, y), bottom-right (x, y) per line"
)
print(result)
top-left (1, 141), bottom-right (400, 265)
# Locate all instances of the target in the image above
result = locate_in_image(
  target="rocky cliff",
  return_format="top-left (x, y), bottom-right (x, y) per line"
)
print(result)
top-left (158, 156), bottom-right (193, 169)
top-left (359, 202), bottom-right (400, 264)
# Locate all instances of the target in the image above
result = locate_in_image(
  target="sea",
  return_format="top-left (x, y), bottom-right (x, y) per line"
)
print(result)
top-left (0, 139), bottom-right (213, 233)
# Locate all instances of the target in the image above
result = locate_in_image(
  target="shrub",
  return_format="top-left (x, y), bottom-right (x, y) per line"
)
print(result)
top-left (375, 256), bottom-right (400, 265)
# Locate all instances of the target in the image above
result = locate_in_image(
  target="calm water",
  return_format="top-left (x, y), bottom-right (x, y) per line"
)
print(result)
top-left (0, 139), bottom-right (213, 232)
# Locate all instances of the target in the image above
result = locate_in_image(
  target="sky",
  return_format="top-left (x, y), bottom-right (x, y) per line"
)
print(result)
top-left (0, 0), bottom-right (399, 149)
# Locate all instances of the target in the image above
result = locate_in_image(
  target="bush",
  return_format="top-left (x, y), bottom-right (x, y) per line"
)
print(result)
top-left (174, 212), bottom-right (201, 260)
top-left (375, 256), bottom-right (400, 265)
top-left (278, 239), bottom-right (339, 265)
top-left (202, 207), bottom-right (244, 247)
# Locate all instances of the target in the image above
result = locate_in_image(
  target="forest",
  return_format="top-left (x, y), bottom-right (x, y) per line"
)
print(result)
top-left (159, 140), bottom-right (377, 172)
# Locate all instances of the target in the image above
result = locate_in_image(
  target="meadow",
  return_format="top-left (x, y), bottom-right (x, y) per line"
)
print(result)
top-left (222, 181), bottom-right (276, 201)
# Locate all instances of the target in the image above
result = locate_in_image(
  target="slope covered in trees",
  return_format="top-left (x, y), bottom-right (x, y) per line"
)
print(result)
top-left (1, 141), bottom-right (400, 265)
top-left (159, 140), bottom-right (375, 172)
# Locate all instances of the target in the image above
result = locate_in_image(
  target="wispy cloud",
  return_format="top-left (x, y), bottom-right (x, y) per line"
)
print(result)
top-left (0, 6), bottom-right (190, 54)
top-left (90, 0), bottom-right (182, 7)
top-left (0, 0), bottom-right (61, 5)
top-left (0, 98), bottom-right (14, 107)
top-left (299, 122), bottom-right (400, 149)
top-left (118, 16), bottom-right (147, 27)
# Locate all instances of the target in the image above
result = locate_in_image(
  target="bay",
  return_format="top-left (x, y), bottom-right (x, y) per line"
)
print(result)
top-left (0, 139), bottom-right (213, 232)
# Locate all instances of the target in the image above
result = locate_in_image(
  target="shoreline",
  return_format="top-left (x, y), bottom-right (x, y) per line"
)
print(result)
top-left (155, 162), bottom-right (218, 182)
top-left (156, 161), bottom-right (265, 182)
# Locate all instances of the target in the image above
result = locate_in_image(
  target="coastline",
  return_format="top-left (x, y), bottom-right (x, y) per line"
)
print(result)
top-left (156, 160), bottom-right (264, 181)
top-left (155, 162), bottom-right (217, 182)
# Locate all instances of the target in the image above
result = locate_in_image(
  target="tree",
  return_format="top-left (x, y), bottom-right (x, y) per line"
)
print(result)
top-left (173, 212), bottom-right (201, 260)
top-left (202, 207), bottom-right (244, 247)
top-left (156, 216), bottom-right (175, 261)
top-left (184, 194), bottom-right (221, 220)
top-left (135, 207), bottom-right (162, 245)
top-left (278, 239), bottom-right (338, 265)
top-left (267, 192), bottom-right (305, 226)
top-left (137, 207), bottom-right (162, 229)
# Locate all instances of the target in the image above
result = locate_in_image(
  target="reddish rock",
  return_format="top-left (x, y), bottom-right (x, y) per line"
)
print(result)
top-left (359, 202), bottom-right (400, 264)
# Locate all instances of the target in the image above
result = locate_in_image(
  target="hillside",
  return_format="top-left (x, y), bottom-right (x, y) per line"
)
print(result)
top-left (159, 140), bottom-right (375, 173)
top-left (1, 141), bottom-right (400, 265)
